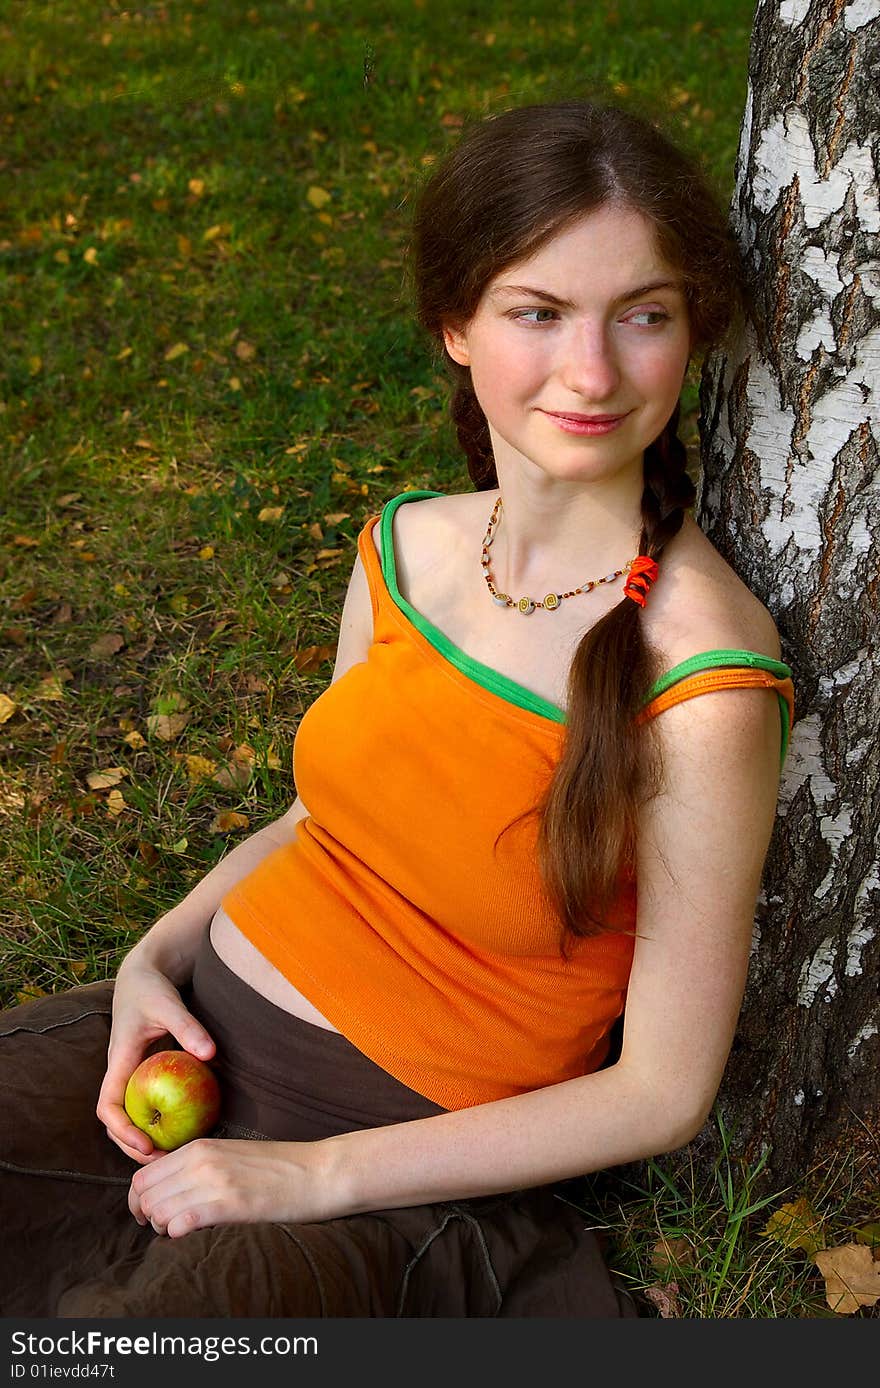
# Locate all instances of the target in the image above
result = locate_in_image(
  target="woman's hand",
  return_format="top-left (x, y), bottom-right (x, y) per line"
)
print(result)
top-left (127, 1139), bottom-right (337, 1237)
top-left (97, 956), bottom-right (216, 1165)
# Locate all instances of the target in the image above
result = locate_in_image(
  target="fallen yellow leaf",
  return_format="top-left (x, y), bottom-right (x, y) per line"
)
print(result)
top-left (763, 1197), bottom-right (825, 1254)
top-left (235, 339), bottom-right (256, 361)
top-left (83, 247), bottom-right (99, 265)
top-left (123, 730), bottom-right (146, 749)
top-left (813, 1243), bottom-right (880, 1315)
top-left (306, 185), bottom-right (331, 208)
top-left (89, 632), bottom-right (126, 659)
top-left (257, 506), bottom-right (285, 523)
top-left (291, 644), bottom-right (336, 673)
top-left (17, 986), bottom-right (46, 1005)
top-left (188, 178), bottom-right (205, 197)
top-left (0, 694), bottom-right (16, 724)
top-left (213, 744), bottom-right (256, 791)
top-left (34, 676), bottom-right (66, 701)
top-left (210, 810), bottom-right (250, 834)
top-left (164, 342), bottom-right (189, 362)
top-left (651, 1236), bottom-right (693, 1274)
top-left (146, 711), bottom-right (190, 741)
top-left (106, 788), bottom-right (127, 816)
top-left (183, 754), bottom-right (217, 784)
top-left (86, 767), bottom-right (128, 790)
top-left (198, 545), bottom-right (215, 560)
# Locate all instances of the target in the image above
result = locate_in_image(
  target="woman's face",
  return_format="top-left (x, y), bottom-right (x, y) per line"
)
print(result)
top-left (442, 204), bottom-right (693, 489)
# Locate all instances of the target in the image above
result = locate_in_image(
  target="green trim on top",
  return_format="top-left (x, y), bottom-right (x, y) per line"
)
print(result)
top-left (645, 648), bottom-right (793, 697)
top-left (377, 491), bottom-right (794, 762)
top-left (379, 489), bottom-right (564, 722)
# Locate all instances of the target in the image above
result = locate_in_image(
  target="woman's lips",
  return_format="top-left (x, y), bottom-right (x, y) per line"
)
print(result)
top-left (544, 410), bottom-right (629, 435)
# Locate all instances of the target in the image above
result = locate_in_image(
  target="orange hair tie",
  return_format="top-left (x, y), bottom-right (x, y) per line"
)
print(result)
top-left (623, 555), bottom-right (659, 608)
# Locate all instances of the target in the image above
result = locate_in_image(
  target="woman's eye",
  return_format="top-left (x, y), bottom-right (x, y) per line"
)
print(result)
top-left (512, 308), bottom-right (558, 324)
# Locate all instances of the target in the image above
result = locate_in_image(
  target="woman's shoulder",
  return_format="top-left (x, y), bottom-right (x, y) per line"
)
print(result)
top-left (368, 489), bottom-right (471, 572)
top-left (648, 514), bottom-right (783, 668)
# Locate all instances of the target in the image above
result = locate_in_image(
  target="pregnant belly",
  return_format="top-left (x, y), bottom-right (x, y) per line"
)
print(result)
top-left (208, 905), bottom-right (341, 1033)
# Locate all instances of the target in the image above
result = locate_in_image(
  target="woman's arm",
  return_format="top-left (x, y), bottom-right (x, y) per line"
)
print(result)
top-left (128, 682), bottom-right (785, 1233)
top-left (99, 801), bottom-right (310, 1160)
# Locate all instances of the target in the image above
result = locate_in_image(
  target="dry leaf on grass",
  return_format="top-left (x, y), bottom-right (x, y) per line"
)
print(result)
top-left (147, 710), bottom-right (190, 740)
top-left (642, 1282), bottom-right (682, 1318)
top-left (17, 986), bottom-right (46, 1005)
top-left (106, 788), bottom-right (127, 816)
top-left (291, 644), bottom-right (336, 674)
top-left (244, 675), bottom-right (269, 694)
top-left (763, 1196), bottom-right (825, 1255)
top-left (210, 810), bottom-right (250, 834)
top-left (0, 694), bottom-right (17, 724)
top-left (34, 674), bottom-right (69, 701)
top-left (813, 1243), bottom-right (880, 1315)
top-left (86, 767), bottom-right (128, 790)
top-left (651, 1236), bottom-right (693, 1274)
top-left (89, 632), bottom-right (126, 659)
top-left (182, 754), bottom-right (217, 784)
top-left (213, 744), bottom-right (255, 790)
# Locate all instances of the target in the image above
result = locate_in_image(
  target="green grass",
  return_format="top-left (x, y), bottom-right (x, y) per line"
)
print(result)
top-left (2, 0), bottom-right (871, 1319)
top-left (565, 1108), bottom-right (879, 1317)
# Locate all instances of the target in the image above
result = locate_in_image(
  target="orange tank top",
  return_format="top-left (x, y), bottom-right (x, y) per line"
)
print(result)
top-left (221, 490), bottom-right (795, 1111)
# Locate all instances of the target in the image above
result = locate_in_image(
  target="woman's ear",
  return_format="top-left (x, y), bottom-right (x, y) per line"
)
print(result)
top-left (442, 323), bottom-right (470, 367)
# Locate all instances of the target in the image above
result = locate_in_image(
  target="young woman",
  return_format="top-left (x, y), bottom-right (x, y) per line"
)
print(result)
top-left (0, 98), bottom-right (794, 1318)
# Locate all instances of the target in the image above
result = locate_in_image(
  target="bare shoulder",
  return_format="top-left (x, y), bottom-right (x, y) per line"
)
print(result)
top-left (647, 514), bottom-right (783, 668)
top-left (369, 490), bottom-right (471, 578)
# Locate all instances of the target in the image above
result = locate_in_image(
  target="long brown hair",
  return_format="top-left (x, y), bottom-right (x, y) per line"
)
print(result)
top-left (405, 98), bottom-right (748, 958)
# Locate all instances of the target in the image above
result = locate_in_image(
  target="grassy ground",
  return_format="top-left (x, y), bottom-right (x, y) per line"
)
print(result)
top-left (1, 0), bottom-right (871, 1318)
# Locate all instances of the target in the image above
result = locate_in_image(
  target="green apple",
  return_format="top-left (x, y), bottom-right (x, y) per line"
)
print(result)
top-left (123, 1049), bottom-right (221, 1152)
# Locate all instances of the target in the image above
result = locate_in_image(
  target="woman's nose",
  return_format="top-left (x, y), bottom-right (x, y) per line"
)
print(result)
top-left (559, 328), bottom-right (621, 400)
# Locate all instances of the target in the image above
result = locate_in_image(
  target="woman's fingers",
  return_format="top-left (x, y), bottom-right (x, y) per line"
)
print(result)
top-left (97, 1036), bottom-right (156, 1155)
top-left (97, 983), bottom-right (218, 1158)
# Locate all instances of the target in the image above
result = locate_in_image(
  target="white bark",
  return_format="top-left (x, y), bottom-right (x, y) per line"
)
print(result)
top-left (696, 0), bottom-right (880, 1180)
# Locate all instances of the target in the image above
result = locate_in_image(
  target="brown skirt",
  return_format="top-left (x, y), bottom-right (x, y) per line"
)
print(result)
top-left (0, 932), bottom-right (639, 1319)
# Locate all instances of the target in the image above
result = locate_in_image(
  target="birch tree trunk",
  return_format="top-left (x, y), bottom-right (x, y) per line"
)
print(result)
top-left (695, 0), bottom-right (880, 1188)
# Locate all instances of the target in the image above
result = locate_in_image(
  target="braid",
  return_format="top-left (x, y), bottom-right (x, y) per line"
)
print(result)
top-left (534, 401), bottom-right (696, 957)
top-left (450, 381), bottom-right (496, 490)
top-left (638, 401), bottom-right (695, 561)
